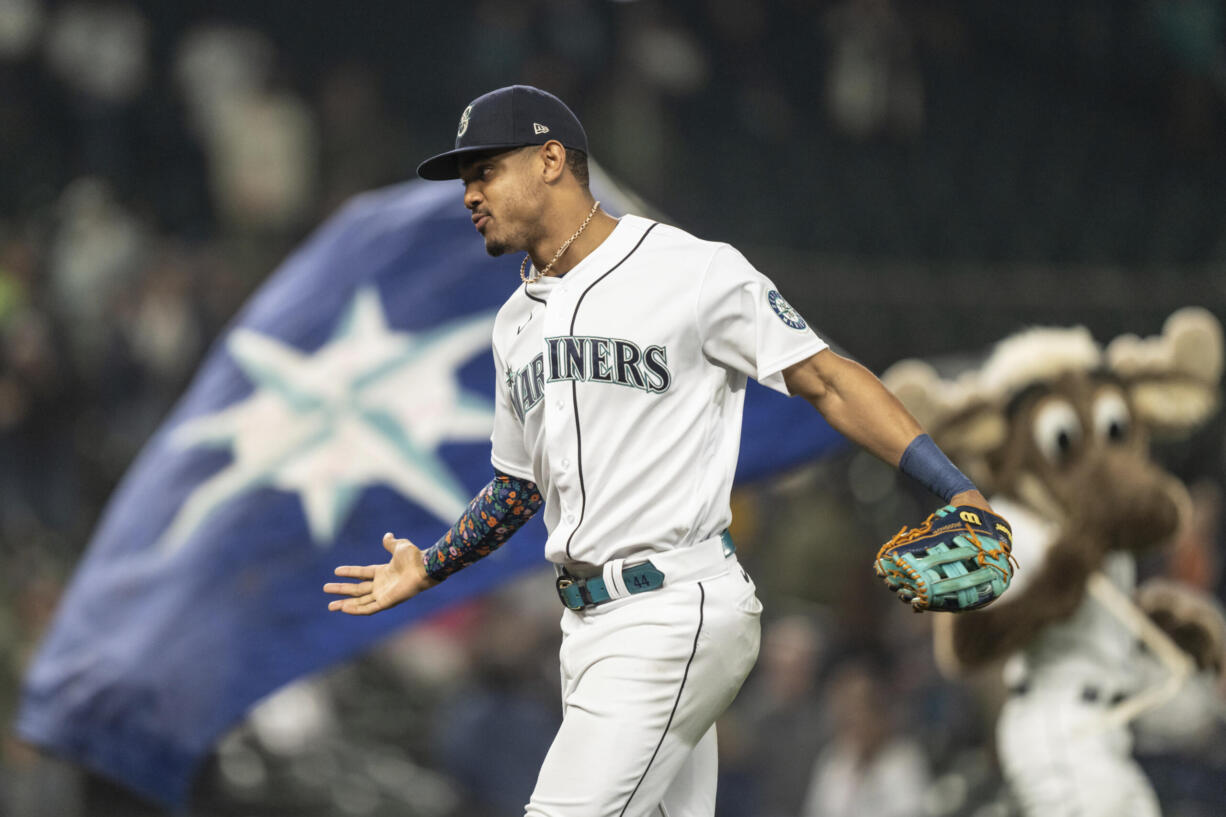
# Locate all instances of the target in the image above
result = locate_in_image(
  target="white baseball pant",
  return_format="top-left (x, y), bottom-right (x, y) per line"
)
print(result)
top-left (526, 542), bottom-right (762, 817)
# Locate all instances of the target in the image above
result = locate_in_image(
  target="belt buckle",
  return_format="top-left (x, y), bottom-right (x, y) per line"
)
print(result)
top-left (556, 574), bottom-right (590, 611)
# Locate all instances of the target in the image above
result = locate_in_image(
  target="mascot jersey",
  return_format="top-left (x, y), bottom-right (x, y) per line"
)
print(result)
top-left (993, 496), bottom-right (1140, 691)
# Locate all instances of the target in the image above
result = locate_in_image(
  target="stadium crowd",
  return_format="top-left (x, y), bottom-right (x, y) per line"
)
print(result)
top-left (1, 0), bottom-right (1225, 815)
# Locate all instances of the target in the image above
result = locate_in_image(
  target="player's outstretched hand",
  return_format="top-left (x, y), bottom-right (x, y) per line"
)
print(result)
top-left (324, 533), bottom-right (438, 615)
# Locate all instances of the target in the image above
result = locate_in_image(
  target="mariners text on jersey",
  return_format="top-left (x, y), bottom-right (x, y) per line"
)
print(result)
top-left (507, 336), bottom-right (672, 420)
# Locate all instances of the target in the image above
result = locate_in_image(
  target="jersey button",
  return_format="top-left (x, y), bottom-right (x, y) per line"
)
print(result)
top-left (565, 514), bottom-right (575, 524)
top-left (561, 458), bottom-right (570, 469)
top-left (555, 400), bottom-right (564, 411)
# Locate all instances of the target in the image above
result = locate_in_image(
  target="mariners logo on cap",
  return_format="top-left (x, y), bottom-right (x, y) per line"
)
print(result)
top-left (767, 290), bottom-right (807, 330)
top-left (457, 105), bottom-right (473, 138)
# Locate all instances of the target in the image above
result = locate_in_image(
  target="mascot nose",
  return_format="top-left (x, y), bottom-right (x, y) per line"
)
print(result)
top-left (1082, 447), bottom-right (1185, 552)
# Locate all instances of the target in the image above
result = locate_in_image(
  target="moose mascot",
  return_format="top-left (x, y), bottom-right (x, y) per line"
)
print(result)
top-left (883, 307), bottom-right (1226, 817)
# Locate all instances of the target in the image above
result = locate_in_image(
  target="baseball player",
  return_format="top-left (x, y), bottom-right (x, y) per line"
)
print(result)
top-left (323, 85), bottom-right (1002, 817)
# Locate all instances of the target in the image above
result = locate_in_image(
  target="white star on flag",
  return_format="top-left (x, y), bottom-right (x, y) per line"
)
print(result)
top-left (157, 287), bottom-right (496, 553)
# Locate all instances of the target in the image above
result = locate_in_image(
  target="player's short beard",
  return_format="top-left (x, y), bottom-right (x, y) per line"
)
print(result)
top-left (485, 226), bottom-right (532, 257)
top-left (483, 199), bottom-right (545, 259)
top-left (477, 154), bottom-right (548, 259)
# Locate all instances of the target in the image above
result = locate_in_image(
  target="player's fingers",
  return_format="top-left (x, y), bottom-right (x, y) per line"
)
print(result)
top-left (334, 565), bottom-right (376, 579)
top-left (335, 596), bottom-right (383, 616)
top-left (322, 581), bottom-right (373, 597)
top-left (329, 596), bottom-right (368, 613)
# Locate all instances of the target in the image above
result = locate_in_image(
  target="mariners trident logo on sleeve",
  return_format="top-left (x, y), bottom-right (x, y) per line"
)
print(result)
top-left (767, 290), bottom-right (807, 330)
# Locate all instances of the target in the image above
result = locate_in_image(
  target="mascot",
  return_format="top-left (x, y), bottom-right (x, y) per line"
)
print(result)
top-left (883, 308), bottom-right (1226, 817)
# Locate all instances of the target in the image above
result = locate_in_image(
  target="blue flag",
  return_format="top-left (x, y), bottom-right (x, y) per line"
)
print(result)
top-left (15, 175), bottom-right (845, 808)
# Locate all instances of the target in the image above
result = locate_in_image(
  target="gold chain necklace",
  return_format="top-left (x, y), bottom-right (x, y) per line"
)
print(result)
top-left (520, 200), bottom-right (602, 284)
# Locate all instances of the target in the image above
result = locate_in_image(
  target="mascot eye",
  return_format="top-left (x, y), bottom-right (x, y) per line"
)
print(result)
top-left (1092, 390), bottom-right (1130, 443)
top-left (1032, 399), bottom-right (1082, 464)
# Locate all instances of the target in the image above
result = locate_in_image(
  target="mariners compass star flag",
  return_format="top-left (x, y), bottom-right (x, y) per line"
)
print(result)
top-left (17, 171), bottom-right (844, 808)
top-left (160, 288), bottom-right (494, 553)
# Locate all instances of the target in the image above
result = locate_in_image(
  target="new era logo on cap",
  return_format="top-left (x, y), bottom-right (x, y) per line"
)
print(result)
top-left (416, 85), bottom-right (589, 181)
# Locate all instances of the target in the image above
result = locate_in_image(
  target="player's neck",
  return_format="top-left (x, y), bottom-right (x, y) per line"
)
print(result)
top-left (530, 198), bottom-right (619, 278)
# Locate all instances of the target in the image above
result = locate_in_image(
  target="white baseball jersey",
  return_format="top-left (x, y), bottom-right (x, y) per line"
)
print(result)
top-left (489, 214), bottom-right (827, 568)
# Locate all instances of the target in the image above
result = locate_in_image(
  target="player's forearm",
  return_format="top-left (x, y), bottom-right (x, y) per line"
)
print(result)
top-left (786, 350), bottom-right (979, 503)
top-left (421, 471), bottom-right (543, 582)
top-left (786, 350), bottom-right (923, 466)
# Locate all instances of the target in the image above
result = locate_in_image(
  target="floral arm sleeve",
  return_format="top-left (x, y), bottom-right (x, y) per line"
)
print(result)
top-left (420, 471), bottom-right (543, 582)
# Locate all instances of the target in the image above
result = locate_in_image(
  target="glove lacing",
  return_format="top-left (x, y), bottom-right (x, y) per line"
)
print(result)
top-left (876, 514), bottom-right (1020, 610)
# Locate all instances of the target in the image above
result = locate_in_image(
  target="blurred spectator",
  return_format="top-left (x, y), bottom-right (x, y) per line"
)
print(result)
top-left (0, 232), bottom-right (34, 326)
top-left (0, 0), bottom-right (43, 62)
top-left (44, 1), bottom-right (147, 106)
top-left (623, 8), bottom-right (708, 96)
top-left (47, 176), bottom-right (147, 374)
top-left (800, 658), bottom-right (929, 817)
top-left (1168, 479), bottom-right (1223, 591)
top-left (1, 546), bottom-right (72, 817)
top-left (1150, 0), bottom-right (1226, 153)
top-left (173, 24), bottom-right (275, 142)
top-left (726, 612), bottom-right (830, 817)
top-left (44, 1), bottom-right (149, 180)
top-left (174, 23), bottom-right (318, 234)
top-left (584, 3), bottom-right (702, 200)
top-left (0, 232), bottom-right (77, 537)
top-left (467, 0), bottom-right (533, 82)
top-left (206, 87), bottom-right (318, 234)
top-left (433, 584), bottom-right (562, 816)
top-left (123, 243), bottom-right (202, 395)
top-left (883, 602), bottom-right (987, 765)
top-left (316, 62), bottom-right (409, 216)
top-left (822, 0), bottom-right (924, 140)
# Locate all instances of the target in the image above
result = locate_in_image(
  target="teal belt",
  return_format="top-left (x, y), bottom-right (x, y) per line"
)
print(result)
top-left (555, 531), bottom-right (735, 611)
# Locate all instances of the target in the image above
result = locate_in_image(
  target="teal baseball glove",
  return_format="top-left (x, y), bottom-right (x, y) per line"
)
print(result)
top-left (875, 504), bottom-right (1016, 612)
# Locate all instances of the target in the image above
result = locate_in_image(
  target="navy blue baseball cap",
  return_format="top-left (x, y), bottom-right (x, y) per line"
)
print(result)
top-left (416, 85), bottom-right (589, 181)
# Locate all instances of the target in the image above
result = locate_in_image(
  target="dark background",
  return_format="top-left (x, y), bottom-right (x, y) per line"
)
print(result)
top-left (1, 1), bottom-right (1224, 815)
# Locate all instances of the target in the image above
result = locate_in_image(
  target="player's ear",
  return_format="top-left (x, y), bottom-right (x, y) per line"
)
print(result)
top-left (538, 140), bottom-right (567, 184)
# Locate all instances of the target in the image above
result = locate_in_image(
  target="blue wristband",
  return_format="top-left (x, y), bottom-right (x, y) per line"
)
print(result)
top-left (899, 434), bottom-right (976, 502)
